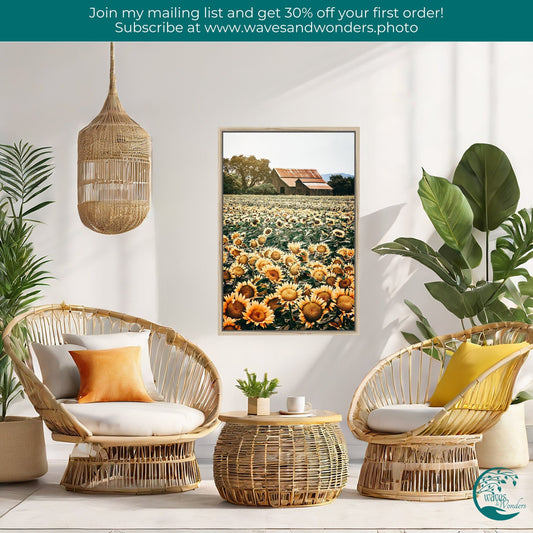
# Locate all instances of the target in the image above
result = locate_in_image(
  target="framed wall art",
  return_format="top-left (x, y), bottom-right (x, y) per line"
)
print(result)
top-left (221, 128), bottom-right (359, 333)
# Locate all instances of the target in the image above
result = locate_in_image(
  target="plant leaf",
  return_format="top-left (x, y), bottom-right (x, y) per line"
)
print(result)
top-left (453, 143), bottom-right (519, 231)
top-left (491, 209), bottom-right (533, 281)
top-left (401, 331), bottom-right (421, 345)
top-left (373, 238), bottom-right (464, 287)
top-left (512, 391), bottom-right (533, 405)
top-left (425, 281), bottom-right (500, 319)
top-left (418, 170), bottom-right (473, 251)
top-left (519, 276), bottom-right (533, 297)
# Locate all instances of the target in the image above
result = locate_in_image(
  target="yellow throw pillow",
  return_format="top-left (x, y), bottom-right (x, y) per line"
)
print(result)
top-left (429, 341), bottom-right (529, 407)
top-left (69, 346), bottom-right (154, 404)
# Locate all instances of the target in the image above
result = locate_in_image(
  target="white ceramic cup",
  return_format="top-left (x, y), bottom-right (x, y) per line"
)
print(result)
top-left (287, 396), bottom-right (311, 413)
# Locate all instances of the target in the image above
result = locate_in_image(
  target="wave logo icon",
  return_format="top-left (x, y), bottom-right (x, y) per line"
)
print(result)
top-left (473, 468), bottom-right (526, 521)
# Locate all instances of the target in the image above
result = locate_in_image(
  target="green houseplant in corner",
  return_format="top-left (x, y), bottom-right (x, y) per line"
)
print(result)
top-left (0, 141), bottom-right (53, 482)
top-left (373, 143), bottom-right (533, 467)
top-left (236, 368), bottom-right (280, 416)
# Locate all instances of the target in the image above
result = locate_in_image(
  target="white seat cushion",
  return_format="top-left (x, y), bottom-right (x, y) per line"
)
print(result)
top-left (367, 404), bottom-right (443, 434)
top-left (59, 400), bottom-right (205, 436)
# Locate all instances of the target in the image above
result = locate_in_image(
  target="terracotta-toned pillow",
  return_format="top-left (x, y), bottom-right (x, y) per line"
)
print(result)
top-left (69, 346), bottom-right (154, 404)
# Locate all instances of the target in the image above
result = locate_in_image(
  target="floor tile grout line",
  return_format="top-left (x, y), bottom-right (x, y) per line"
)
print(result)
top-left (0, 486), bottom-right (41, 522)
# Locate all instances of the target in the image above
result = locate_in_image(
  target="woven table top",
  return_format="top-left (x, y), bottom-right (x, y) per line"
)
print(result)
top-left (219, 410), bottom-right (341, 426)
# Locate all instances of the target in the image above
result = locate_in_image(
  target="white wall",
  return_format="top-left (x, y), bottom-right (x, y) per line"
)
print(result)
top-left (2, 42), bottom-right (533, 459)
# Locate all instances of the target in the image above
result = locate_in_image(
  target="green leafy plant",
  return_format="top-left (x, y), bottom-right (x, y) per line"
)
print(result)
top-left (0, 142), bottom-right (54, 421)
top-left (373, 143), bottom-right (533, 338)
top-left (235, 368), bottom-right (280, 398)
top-left (374, 143), bottom-right (533, 403)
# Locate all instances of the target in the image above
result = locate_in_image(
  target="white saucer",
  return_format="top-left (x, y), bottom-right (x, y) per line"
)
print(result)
top-left (279, 409), bottom-right (314, 416)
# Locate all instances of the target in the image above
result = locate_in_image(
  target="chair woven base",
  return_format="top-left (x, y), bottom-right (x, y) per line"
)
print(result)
top-left (358, 436), bottom-right (481, 501)
top-left (61, 441), bottom-right (200, 494)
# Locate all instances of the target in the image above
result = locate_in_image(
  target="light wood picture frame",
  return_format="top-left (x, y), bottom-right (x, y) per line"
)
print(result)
top-left (220, 128), bottom-right (359, 333)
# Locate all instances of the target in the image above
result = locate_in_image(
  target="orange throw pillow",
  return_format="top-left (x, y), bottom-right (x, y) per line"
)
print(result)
top-left (69, 346), bottom-right (154, 403)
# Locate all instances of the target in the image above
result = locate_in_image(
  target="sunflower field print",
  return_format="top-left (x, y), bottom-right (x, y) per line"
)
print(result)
top-left (223, 195), bottom-right (356, 331)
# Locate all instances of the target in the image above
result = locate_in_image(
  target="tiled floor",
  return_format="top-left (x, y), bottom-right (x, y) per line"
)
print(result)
top-left (0, 459), bottom-right (531, 533)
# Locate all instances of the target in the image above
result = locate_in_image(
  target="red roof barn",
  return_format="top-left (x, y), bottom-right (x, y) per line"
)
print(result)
top-left (270, 168), bottom-right (333, 196)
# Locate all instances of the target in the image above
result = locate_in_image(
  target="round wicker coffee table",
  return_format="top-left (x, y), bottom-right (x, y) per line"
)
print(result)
top-left (213, 410), bottom-right (348, 507)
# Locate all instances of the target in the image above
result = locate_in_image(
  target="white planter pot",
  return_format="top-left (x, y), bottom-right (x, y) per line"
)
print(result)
top-left (476, 403), bottom-right (530, 469)
top-left (0, 416), bottom-right (48, 482)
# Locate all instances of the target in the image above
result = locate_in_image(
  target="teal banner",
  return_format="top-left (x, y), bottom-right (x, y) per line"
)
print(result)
top-left (0, 0), bottom-right (531, 41)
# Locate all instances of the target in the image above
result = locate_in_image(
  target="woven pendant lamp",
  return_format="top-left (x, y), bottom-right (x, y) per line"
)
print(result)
top-left (78, 43), bottom-right (151, 234)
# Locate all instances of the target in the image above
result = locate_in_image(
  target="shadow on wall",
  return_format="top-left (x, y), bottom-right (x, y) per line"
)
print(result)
top-left (294, 204), bottom-right (405, 417)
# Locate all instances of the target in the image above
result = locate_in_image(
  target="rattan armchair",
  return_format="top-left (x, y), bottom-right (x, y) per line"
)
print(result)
top-left (3, 303), bottom-right (221, 494)
top-left (348, 322), bottom-right (532, 501)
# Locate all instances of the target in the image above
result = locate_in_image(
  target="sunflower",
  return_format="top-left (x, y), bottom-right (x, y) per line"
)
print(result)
top-left (264, 294), bottom-right (282, 311)
top-left (344, 264), bottom-right (355, 275)
top-left (283, 254), bottom-right (298, 267)
top-left (315, 243), bottom-right (330, 256)
top-left (308, 244), bottom-right (316, 254)
top-left (231, 232), bottom-right (240, 240)
top-left (222, 317), bottom-right (241, 331)
top-left (312, 285), bottom-right (334, 307)
top-left (230, 247), bottom-right (241, 257)
top-left (263, 264), bottom-right (283, 283)
top-left (334, 288), bottom-right (355, 314)
top-left (243, 302), bottom-right (274, 328)
top-left (325, 274), bottom-right (337, 287)
top-left (297, 295), bottom-right (326, 328)
top-left (333, 229), bottom-right (345, 239)
top-left (234, 237), bottom-right (243, 246)
top-left (337, 247), bottom-right (351, 258)
top-left (250, 239), bottom-right (259, 249)
top-left (263, 227), bottom-right (273, 235)
top-left (222, 270), bottom-right (232, 282)
top-left (229, 262), bottom-right (246, 278)
top-left (223, 293), bottom-right (248, 319)
top-left (312, 218), bottom-right (322, 226)
top-left (289, 262), bottom-right (301, 276)
top-left (235, 281), bottom-right (258, 300)
top-left (311, 266), bottom-right (328, 283)
top-left (275, 283), bottom-right (301, 304)
top-left (337, 248), bottom-right (355, 259)
top-left (237, 253), bottom-right (249, 265)
top-left (330, 264), bottom-right (344, 276)
top-left (223, 235), bottom-right (229, 245)
top-left (250, 218), bottom-right (259, 227)
top-left (269, 248), bottom-right (283, 262)
top-left (301, 283), bottom-right (313, 297)
top-left (299, 250), bottom-right (309, 263)
top-left (255, 258), bottom-right (271, 272)
top-left (337, 275), bottom-right (355, 290)
top-left (258, 235), bottom-right (267, 245)
top-left (248, 253), bottom-right (260, 267)
top-left (275, 219), bottom-right (285, 228)
top-left (288, 242), bottom-right (302, 254)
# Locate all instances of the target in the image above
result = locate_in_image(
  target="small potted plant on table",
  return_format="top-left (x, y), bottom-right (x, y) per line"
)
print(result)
top-left (236, 369), bottom-right (279, 416)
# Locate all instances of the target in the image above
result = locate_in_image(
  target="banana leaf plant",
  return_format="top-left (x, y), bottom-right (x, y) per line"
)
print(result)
top-left (0, 142), bottom-right (53, 421)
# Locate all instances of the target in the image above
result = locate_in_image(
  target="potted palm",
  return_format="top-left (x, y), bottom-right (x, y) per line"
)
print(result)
top-left (236, 369), bottom-right (279, 415)
top-left (374, 143), bottom-right (533, 467)
top-left (0, 141), bottom-right (53, 482)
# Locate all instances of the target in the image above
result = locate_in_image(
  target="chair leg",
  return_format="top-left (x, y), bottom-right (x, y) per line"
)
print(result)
top-left (358, 437), bottom-right (481, 501)
top-left (61, 441), bottom-right (201, 494)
